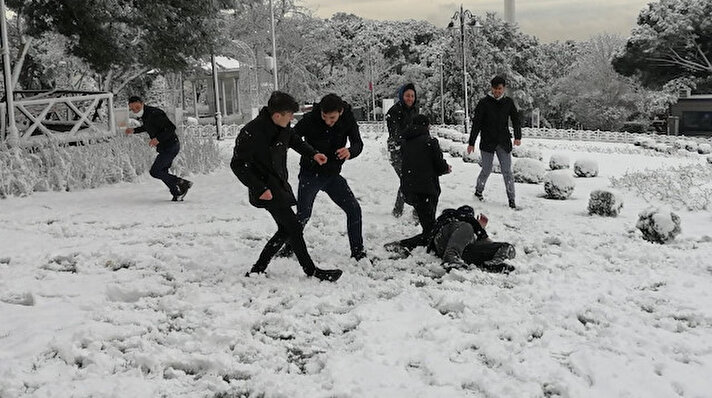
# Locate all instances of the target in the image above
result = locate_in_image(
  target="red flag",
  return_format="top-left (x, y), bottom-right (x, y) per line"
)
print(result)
top-left (368, 81), bottom-right (373, 91)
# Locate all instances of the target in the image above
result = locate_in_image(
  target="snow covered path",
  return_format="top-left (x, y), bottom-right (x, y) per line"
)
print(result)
top-left (1, 134), bottom-right (711, 397)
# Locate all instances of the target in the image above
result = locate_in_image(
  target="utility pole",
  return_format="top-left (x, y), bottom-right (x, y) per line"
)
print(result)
top-left (439, 53), bottom-right (445, 125)
top-left (269, 0), bottom-right (278, 91)
top-left (370, 56), bottom-right (376, 121)
top-left (211, 53), bottom-right (222, 140)
top-left (1, 0), bottom-right (19, 146)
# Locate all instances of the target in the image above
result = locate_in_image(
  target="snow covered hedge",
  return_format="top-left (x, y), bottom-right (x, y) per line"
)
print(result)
top-left (544, 171), bottom-right (575, 199)
top-left (574, 158), bottom-right (599, 177)
top-left (698, 143), bottom-right (711, 155)
top-left (463, 150), bottom-right (480, 163)
top-left (512, 146), bottom-right (543, 161)
top-left (0, 131), bottom-right (220, 198)
top-left (549, 154), bottom-right (570, 170)
top-left (513, 159), bottom-right (545, 184)
top-left (636, 208), bottom-right (681, 244)
top-left (588, 190), bottom-right (623, 216)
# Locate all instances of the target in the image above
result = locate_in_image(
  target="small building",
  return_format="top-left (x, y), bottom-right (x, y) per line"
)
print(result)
top-left (669, 93), bottom-right (712, 136)
top-left (191, 56), bottom-right (258, 121)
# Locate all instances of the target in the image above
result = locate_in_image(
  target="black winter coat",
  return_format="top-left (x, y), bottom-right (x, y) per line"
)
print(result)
top-left (400, 126), bottom-right (449, 199)
top-left (133, 105), bottom-right (178, 151)
top-left (426, 207), bottom-right (489, 253)
top-left (293, 102), bottom-right (363, 175)
top-left (468, 95), bottom-right (522, 153)
top-left (231, 107), bottom-right (317, 208)
top-left (386, 97), bottom-right (418, 162)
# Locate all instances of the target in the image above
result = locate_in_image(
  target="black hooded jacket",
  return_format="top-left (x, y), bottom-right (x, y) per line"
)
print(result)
top-left (426, 206), bottom-right (489, 253)
top-left (231, 107), bottom-right (318, 208)
top-left (386, 83), bottom-right (419, 161)
top-left (293, 102), bottom-right (363, 175)
top-left (400, 122), bottom-right (449, 198)
top-left (468, 94), bottom-right (522, 153)
top-left (133, 105), bottom-right (178, 151)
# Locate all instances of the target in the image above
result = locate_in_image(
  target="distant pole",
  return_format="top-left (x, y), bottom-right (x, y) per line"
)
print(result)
top-left (439, 53), bottom-right (445, 125)
top-left (211, 53), bottom-right (223, 140)
top-left (460, 4), bottom-right (469, 133)
top-left (269, 0), bottom-right (278, 91)
top-left (370, 56), bottom-right (376, 121)
top-left (1, 0), bottom-right (19, 145)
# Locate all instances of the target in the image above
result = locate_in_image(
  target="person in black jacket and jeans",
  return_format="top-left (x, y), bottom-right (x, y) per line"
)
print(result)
top-left (279, 94), bottom-right (366, 260)
top-left (385, 83), bottom-right (418, 217)
top-left (467, 76), bottom-right (522, 209)
top-left (125, 96), bottom-right (192, 201)
top-left (385, 115), bottom-right (450, 253)
top-left (231, 91), bottom-right (342, 282)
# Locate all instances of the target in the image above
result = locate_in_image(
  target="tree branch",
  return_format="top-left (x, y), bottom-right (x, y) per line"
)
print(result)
top-left (112, 67), bottom-right (151, 94)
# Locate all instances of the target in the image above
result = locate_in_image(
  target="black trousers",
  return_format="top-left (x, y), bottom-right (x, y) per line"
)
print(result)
top-left (399, 193), bottom-right (438, 250)
top-left (253, 203), bottom-right (316, 275)
top-left (389, 153), bottom-right (405, 215)
top-left (433, 221), bottom-right (509, 266)
top-left (150, 141), bottom-right (181, 196)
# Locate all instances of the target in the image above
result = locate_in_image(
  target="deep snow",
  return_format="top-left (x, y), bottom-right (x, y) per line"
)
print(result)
top-left (1, 132), bottom-right (711, 397)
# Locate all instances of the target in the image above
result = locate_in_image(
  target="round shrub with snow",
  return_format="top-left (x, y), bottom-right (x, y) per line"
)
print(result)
top-left (574, 158), bottom-right (599, 177)
top-left (685, 141), bottom-right (699, 152)
top-left (439, 140), bottom-right (453, 152)
top-left (698, 143), bottom-right (711, 155)
top-left (549, 153), bottom-right (570, 170)
top-left (588, 190), bottom-right (623, 217)
top-left (513, 158), bottom-right (545, 184)
top-left (708, 155), bottom-right (712, 164)
top-left (463, 150), bottom-right (480, 163)
top-left (544, 170), bottom-right (575, 199)
top-left (636, 208), bottom-right (681, 244)
top-left (640, 138), bottom-right (656, 149)
top-left (512, 146), bottom-right (543, 161)
top-left (449, 145), bottom-right (465, 158)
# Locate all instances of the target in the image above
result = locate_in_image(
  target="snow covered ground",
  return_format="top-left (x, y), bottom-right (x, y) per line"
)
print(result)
top-left (1, 132), bottom-right (711, 397)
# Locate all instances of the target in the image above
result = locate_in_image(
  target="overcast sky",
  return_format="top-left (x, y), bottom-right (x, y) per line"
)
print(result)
top-left (300, 0), bottom-right (653, 42)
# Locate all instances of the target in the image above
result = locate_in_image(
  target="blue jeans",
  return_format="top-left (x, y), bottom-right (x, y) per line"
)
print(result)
top-left (297, 170), bottom-right (364, 256)
top-left (150, 141), bottom-right (180, 196)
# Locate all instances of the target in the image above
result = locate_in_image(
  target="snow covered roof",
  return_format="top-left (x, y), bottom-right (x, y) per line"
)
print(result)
top-left (198, 56), bottom-right (241, 72)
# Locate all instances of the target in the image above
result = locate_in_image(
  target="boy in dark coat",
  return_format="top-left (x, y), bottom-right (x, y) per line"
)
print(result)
top-left (279, 94), bottom-right (366, 260)
top-left (467, 76), bottom-right (522, 209)
top-left (125, 96), bottom-right (192, 201)
top-left (385, 83), bottom-right (418, 217)
top-left (385, 115), bottom-right (450, 253)
top-left (428, 205), bottom-right (516, 273)
top-left (231, 91), bottom-right (343, 282)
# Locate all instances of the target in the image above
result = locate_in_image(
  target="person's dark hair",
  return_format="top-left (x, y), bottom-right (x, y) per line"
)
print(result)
top-left (490, 76), bottom-right (506, 87)
top-left (267, 91), bottom-right (299, 114)
top-left (413, 114), bottom-right (429, 127)
top-left (319, 93), bottom-right (344, 113)
top-left (128, 96), bottom-right (143, 104)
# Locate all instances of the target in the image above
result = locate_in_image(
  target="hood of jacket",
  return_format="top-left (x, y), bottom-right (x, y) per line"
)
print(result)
top-left (397, 83), bottom-right (417, 108)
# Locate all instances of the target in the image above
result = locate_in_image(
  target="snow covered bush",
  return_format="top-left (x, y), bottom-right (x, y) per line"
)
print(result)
top-left (636, 208), bottom-right (681, 244)
top-left (448, 145), bottom-right (465, 158)
top-left (544, 170), bottom-right (575, 199)
top-left (673, 140), bottom-right (687, 150)
top-left (610, 165), bottom-right (712, 211)
top-left (463, 149), bottom-right (480, 163)
top-left (640, 138), bottom-right (656, 149)
top-left (439, 140), bottom-right (453, 152)
top-left (549, 153), bottom-right (570, 170)
top-left (685, 141), bottom-right (699, 152)
top-left (708, 155), bottom-right (712, 164)
top-left (574, 158), bottom-right (599, 177)
top-left (588, 190), bottom-right (623, 216)
top-left (512, 146), bottom-right (543, 161)
top-left (513, 158), bottom-right (545, 184)
top-left (698, 143), bottom-right (711, 155)
top-left (0, 146), bottom-right (39, 198)
top-left (185, 117), bottom-right (199, 126)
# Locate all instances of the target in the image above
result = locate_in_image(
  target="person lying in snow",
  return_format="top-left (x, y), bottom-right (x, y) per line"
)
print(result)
top-left (428, 205), bottom-right (516, 273)
top-left (386, 205), bottom-right (516, 273)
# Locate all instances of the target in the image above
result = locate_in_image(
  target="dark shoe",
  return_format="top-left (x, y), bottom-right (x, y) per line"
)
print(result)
top-left (245, 264), bottom-right (267, 277)
top-left (484, 244), bottom-right (516, 267)
top-left (508, 199), bottom-right (517, 209)
top-left (171, 195), bottom-right (179, 202)
top-left (480, 262), bottom-right (515, 274)
top-left (312, 267), bottom-right (343, 282)
top-left (474, 192), bottom-right (484, 201)
top-left (177, 179), bottom-right (193, 201)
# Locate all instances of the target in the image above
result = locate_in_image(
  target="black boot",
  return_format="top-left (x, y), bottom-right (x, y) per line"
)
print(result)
top-left (245, 263), bottom-right (267, 277)
top-left (177, 179), bottom-right (193, 201)
top-left (311, 267), bottom-right (343, 282)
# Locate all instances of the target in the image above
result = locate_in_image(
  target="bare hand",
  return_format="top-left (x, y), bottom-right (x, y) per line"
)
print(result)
top-left (125, 128), bottom-right (134, 135)
top-left (149, 138), bottom-right (159, 147)
top-left (477, 213), bottom-right (488, 228)
top-left (313, 153), bottom-right (328, 165)
top-left (335, 147), bottom-right (351, 160)
top-left (259, 189), bottom-right (273, 200)
top-left (467, 145), bottom-right (475, 154)
top-left (513, 139), bottom-right (522, 146)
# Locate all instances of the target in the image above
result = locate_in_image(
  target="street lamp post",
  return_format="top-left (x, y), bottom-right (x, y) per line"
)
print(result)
top-left (269, 0), bottom-right (278, 91)
top-left (439, 53), bottom-right (445, 125)
top-left (449, 4), bottom-right (481, 133)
